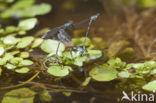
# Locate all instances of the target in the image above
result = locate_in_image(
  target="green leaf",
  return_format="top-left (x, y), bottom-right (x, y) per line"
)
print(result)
top-left (3, 36), bottom-right (18, 45)
top-left (31, 38), bottom-right (43, 48)
top-left (5, 63), bottom-right (16, 70)
top-left (0, 58), bottom-right (7, 66)
top-left (18, 18), bottom-right (37, 30)
top-left (20, 52), bottom-right (29, 58)
top-left (2, 88), bottom-right (36, 103)
top-left (17, 36), bottom-right (34, 48)
top-left (142, 80), bottom-right (156, 91)
top-left (107, 58), bottom-right (126, 69)
top-left (40, 39), bottom-right (65, 54)
top-left (39, 91), bottom-right (52, 102)
top-left (20, 60), bottom-right (33, 66)
top-left (88, 50), bottom-right (102, 56)
top-left (15, 67), bottom-right (30, 73)
top-left (10, 57), bottom-right (23, 65)
top-left (144, 61), bottom-right (156, 69)
top-left (47, 65), bottom-right (72, 77)
top-left (151, 69), bottom-right (156, 75)
top-left (89, 65), bottom-right (118, 82)
top-left (118, 71), bottom-right (131, 78)
top-left (0, 47), bottom-right (5, 56)
top-left (74, 56), bottom-right (87, 67)
top-left (12, 0), bottom-right (35, 9)
top-left (5, 26), bottom-right (17, 33)
top-left (25, 3), bottom-right (52, 17)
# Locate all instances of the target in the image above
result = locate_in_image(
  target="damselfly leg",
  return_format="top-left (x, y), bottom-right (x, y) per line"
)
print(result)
top-left (70, 13), bottom-right (100, 57)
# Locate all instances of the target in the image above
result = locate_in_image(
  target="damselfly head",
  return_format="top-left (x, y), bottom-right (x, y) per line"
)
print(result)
top-left (64, 20), bottom-right (73, 29)
top-left (90, 13), bottom-right (100, 21)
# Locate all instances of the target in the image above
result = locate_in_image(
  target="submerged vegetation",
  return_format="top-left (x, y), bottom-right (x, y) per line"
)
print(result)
top-left (1, 0), bottom-right (156, 103)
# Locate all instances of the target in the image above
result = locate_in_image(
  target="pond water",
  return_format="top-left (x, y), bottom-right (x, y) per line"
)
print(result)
top-left (0, 0), bottom-right (155, 103)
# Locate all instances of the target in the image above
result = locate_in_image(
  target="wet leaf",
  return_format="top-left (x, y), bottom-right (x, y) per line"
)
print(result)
top-left (17, 36), bottom-right (34, 48)
top-left (2, 88), bottom-right (36, 103)
top-left (5, 63), bottom-right (16, 70)
top-left (89, 65), bottom-right (118, 82)
top-left (107, 58), bottom-right (126, 69)
top-left (20, 52), bottom-right (29, 58)
top-left (18, 18), bottom-right (37, 30)
top-left (10, 57), bottom-right (23, 65)
top-left (144, 61), bottom-right (156, 69)
top-left (5, 26), bottom-right (17, 33)
top-left (118, 71), bottom-right (131, 78)
top-left (0, 58), bottom-right (7, 65)
top-left (1, 1), bottom-right (51, 18)
top-left (25, 3), bottom-right (52, 17)
top-left (39, 91), bottom-right (52, 102)
top-left (47, 65), bottom-right (72, 77)
top-left (142, 80), bottom-right (156, 91)
top-left (20, 60), bottom-right (33, 66)
top-left (12, 0), bottom-right (35, 8)
top-left (3, 36), bottom-right (18, 45)
top-left (88, 50), bottom-right (102, 56)
top-left (15, 67), bottom-right (30, 73)
top-left (74, 56), bottom-right (87, 67)
top-left (151, 69), bottom-right (156, 75)
top-left (31, 38), bottom-right (43, 48)
top-left (40, 39), bottom-right (65, 54)
top-left (0, 47), bottom-right (5, 56)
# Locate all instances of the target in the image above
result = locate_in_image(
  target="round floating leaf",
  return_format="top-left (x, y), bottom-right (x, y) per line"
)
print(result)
top-left (74, 56), bottom-right (87, 67)
top-left (144, 61), bottom-right (156, 69)
top-left (10, 57), bottom-right (23, 65)
top-left (20, 60), bottom-right (33, 66)
top-left (18, 18), bottom-right (37, 30)
top-left (133, 63), bottom-right (145, 69)
top-left (0, 47), bottom-right (5, 56)
top-left (118, 71), bottom-right (131, 78)
top-left (26, 3), bottom-right (52, 17)
top-left (31, 38), bottom-right (43, 48)
top-left (47, 65), bottom-right (72, 77)
top-left (142, 80), bottom-right (156, 91)
top-left (40, 39), bottom-right (65, 54)
top-left (15, 67), bottom-right (30, 73)
top-left (5, 26), bottom-right (17, 33)
top-left (5, 63), bottom-right (16, 70)
top-left (89, 65), bottom-right (118, 82)
top-left (88, 50), bottom-right (102, 56)
top-left (20, 52), bottom-right (29, 58)
top-left (3, 36), bottom-right (18, 45)
top-left (17, 36), bottom-right (34, 48)
top-left (12, 0), bottom-right (35, 9)
top-left (2, 88), bottom-right (36, 103)
top-left (151, 69), bottom-right (156, 75)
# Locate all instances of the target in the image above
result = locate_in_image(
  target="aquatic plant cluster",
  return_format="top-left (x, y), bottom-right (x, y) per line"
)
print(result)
top-left (1, 0), bottom-right (156, 103)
